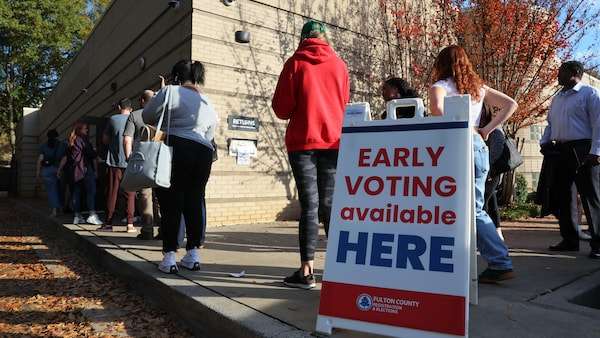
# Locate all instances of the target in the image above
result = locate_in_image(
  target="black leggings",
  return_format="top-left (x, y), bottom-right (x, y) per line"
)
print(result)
top-left (289, 150), bottom-right (338, 261)
top-left (484, 174), bottom-right (502, 228)
top-left (157, 136), bottom-right (213, 252)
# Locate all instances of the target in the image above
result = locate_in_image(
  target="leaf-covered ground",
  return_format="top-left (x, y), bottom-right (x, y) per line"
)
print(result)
top-left (0, 200), bottom-right (193, 337)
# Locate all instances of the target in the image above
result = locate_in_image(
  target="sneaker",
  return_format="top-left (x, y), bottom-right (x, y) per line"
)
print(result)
top-left (86, 213), bottom-right (103, 225)
top-left (478, 268), bottom-right (515, 284)
top-left (579, 230), bottom-right (592, 241)
top-left (126, 225), bottom-right (137, 233)
top-left (73, 214), bottom-right (84, 225)
top-left (137, 232), bottom-right (154, 240)
top-left (159, 251), bottom-right (178, 274)
top-left (180, 249), bottom-right (201, 271)
top-left (283, 270), bottom-right (316, 289)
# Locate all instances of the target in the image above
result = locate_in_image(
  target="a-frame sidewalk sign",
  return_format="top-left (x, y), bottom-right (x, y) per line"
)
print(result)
top-left (317, 96), bottom-right (477, 338)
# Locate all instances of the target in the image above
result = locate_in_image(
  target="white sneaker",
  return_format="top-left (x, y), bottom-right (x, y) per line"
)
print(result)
top-left (180, 248), bottom-right (201, 271)
top-left (73, 214), bottom-right (83, 225)
top-left (159, 251), bottom-right (178, 274)
top-left (579, 230), bottom-right (592, 241)
top-left (86, 213), bottom-right (103, 225)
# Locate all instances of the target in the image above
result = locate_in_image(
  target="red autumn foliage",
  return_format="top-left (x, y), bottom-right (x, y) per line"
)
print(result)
top-left (378, 0), bottom-right (599, 137)
top-left (441, 0), bottom-right (600, 136)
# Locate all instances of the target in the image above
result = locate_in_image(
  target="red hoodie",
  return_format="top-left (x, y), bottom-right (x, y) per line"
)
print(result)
top-left (272, 38), bottom-right (350, 152)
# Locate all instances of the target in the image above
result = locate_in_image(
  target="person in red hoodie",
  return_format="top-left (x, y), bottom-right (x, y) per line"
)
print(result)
top-left (272, 20), bottom-right (350, 289)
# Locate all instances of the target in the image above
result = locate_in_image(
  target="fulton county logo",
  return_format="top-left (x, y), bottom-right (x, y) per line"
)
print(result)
top-left (356, 294), bottom-right (373, 311)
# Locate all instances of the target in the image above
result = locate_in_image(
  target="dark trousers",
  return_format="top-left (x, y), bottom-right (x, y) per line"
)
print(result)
top-left (484, 174), bottom-right (502, 228)
top-left (289, 149), bottom-right (338, 261)
top-left (556, 140), bottom-right (600, 249)
top-left (71, 169), bottom-right (96, 213)
top-left (106, 167), bottom-right (135, 225)
top-left (157, 136), bottom-right (213, 252)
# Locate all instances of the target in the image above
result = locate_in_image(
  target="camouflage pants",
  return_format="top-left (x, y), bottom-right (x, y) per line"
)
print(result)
top-left (289, 149), bottom-right (338, 261)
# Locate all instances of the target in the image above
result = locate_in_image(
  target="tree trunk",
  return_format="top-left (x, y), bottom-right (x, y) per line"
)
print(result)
top-left (6, 79), bottom-right (16, 156)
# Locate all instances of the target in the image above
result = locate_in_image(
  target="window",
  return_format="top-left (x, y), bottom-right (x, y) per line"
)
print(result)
top-left (530, 172), bottom-right (540, 190)
top-left (530, 125), bottom-right (543, 141)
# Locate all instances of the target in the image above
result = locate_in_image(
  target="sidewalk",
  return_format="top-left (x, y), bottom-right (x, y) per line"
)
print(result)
top-left (17, 198), bottom-right (600, 338)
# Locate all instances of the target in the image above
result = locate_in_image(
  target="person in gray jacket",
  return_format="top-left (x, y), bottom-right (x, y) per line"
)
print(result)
top-left (143, 60), bottom-right (218, 274)
top-left (124, 90), bottom-right (156, 240)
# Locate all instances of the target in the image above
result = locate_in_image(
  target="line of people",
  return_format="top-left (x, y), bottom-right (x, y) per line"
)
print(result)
top-left (270, 21), bottom-right (519, 288)
top-left (37, 20), bottom-right (600, 286)
top-left (272, 21), bottom-right (598, 289)
top-left (37, 60), bottom-right (218, 275)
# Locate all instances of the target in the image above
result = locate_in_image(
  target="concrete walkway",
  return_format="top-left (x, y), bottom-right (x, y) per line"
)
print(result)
top-left (17, 199), bottom-right (600, 338)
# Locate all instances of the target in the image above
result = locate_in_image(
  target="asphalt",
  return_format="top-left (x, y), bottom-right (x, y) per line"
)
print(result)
top-left (16, 199), bottom-right (600, 338)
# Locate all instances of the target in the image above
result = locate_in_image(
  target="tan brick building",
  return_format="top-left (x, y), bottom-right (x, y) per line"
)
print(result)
top-left (16, 0), bottom-right (417, 226)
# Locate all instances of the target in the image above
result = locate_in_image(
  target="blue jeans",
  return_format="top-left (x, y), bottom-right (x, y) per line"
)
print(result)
top-left (71, 169), bottom-right (97, 214)
top-left (473, 135), bottom-right (513, 270)
top-left (41, 166), bottom-right (61, 209)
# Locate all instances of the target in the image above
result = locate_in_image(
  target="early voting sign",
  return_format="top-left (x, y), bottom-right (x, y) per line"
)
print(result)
top-left (317, 97), bottom-right (473, 338)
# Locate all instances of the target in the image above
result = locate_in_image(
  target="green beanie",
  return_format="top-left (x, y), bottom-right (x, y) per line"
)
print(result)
top-left (301, 20), bottom-right (326, 40)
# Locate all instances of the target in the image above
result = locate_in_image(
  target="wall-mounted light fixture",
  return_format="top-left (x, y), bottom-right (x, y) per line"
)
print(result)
top-left (235, 30), bottom-right (250, 43)
top-left (138, 56), bottom-right (146, 70)
top-left (223, 0), bottom-right (236, 6)
top-left (168, 0), bottom-right (180, 9)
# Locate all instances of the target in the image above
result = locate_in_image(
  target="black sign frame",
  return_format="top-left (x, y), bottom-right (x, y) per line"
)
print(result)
top-left (228, 115), bottom-right (259, 132)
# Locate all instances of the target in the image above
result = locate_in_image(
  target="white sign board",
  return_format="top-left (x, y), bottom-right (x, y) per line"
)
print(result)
top-left (317, 97), bottom-right (474, 338)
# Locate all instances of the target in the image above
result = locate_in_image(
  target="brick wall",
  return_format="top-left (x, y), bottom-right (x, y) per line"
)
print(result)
top-left (192, 0), bottom-right (404, 225)
top-left (15, 108), bottom-right (40, 197)
top-left (26, 0), bottom-right (434, 226)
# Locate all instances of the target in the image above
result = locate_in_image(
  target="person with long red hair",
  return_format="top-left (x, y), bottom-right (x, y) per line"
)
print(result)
top-left (429, 45), bottom-right (518, 283)
top-left (57, 121), bottom-right (103, 226)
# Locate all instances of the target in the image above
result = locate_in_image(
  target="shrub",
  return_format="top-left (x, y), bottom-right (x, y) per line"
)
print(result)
top-left (500, 203), bottom-right (540, 221)
top-left (514, 173), bottom-right (528, 204)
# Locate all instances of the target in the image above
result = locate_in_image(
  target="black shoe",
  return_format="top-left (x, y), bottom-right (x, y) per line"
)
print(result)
top-left (589, 249), bottom-right (600, 259)
top-left (283, 270), bottom-right (316, 289)
top-left (549, 241), bottom-right (579, 252)
top-left (478, 268), bottom-right (515, 284)
top-left (137, 233), bottom-right (154, 240)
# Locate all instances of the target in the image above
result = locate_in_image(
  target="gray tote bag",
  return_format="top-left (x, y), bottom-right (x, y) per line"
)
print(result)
top-left (122, 87), bottom-right (173, 191)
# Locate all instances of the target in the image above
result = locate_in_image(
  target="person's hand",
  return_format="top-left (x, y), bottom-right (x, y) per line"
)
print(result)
top-left (56, 170), bottom-right (62, 179)
top-left (585, 154), bottom-right (600, 166)
top-left (159, 75), bottom-right (166, 89)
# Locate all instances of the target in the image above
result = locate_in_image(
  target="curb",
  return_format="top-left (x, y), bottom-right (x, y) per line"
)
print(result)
top-left (17, 200), bottom-right (313, 338)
